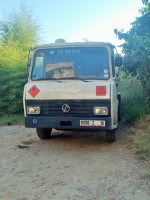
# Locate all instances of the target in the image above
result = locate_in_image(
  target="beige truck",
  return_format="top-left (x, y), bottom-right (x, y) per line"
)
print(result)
top-left (23, 41), bottom-right (122, 142)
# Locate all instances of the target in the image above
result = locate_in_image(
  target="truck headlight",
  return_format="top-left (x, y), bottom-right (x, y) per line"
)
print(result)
top-left (27, 107), bottom-right (40, 115)
top-left (93, 107), bottom-right (108, 115)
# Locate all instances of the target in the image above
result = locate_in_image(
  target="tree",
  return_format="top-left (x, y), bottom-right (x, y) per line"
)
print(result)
top-left (142, 0), bottom-right (150, 13)
top-left (0, 5), bottom-right (39, 68)
top-left (114, 2), bottom-right (150, 92)
top-left (0, 5), bottom-right (40, 115)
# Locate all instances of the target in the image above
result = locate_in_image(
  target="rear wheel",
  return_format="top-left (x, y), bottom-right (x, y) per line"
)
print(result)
top-left (106, 129), bottom-right (116, 142)
top-left (36, 128), bottom-right (52, 139)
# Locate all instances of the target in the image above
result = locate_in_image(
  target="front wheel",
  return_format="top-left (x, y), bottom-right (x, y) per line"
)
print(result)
top-left (106, 129), bottom-right (116, 142)
top-left (36, 128), bottom-right (52, 139)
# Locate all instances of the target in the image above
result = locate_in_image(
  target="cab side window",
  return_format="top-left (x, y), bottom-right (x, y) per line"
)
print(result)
top-left (111, 51), bottom-right (115, 77)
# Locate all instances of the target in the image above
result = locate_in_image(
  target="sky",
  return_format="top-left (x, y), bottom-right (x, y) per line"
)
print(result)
top-left (0, 0), bottom-right (144, 50)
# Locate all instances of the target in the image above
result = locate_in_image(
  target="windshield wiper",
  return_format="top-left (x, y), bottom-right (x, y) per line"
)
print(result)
top-left (57, 77), bottom-right (90, 82)
top-left (33, 78), bottom-right (62, 82)
top-left (33, 77), bottom-right (91, 82)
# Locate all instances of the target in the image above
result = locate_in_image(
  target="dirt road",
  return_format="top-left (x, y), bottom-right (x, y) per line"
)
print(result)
top-left (0, 124), bottom-right (150, 200)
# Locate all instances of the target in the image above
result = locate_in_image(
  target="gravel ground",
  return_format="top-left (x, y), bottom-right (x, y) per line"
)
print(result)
top-left (0, 123), bottom-right (150, 200)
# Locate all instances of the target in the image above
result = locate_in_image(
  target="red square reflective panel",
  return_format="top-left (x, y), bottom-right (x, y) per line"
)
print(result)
top-left (96, 86), bottom-right (106, 96)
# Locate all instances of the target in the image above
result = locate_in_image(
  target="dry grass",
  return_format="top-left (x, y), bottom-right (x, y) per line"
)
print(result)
top-left (128, 115), bottom-right (150, 178)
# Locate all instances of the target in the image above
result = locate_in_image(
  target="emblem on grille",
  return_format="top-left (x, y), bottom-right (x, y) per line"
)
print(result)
top-left (62, 104), bottom-right (70, 113)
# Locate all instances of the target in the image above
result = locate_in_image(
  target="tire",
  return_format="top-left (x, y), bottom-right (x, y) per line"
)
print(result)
top-left (117, 93), bottom-right (121, 121)
top-left (106, 129), bottom-right (116, 142)
top-left (36, 128), bottom-right (52, 139)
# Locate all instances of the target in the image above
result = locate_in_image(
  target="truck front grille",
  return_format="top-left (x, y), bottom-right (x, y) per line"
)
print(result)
top-left (26, 100), bottom-right (111, 117)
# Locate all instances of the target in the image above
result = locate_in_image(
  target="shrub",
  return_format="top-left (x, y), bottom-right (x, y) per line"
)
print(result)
top-left (118, 77), bottom-right (149, 122)
top-left (0, 67), bottom-right (27, 115)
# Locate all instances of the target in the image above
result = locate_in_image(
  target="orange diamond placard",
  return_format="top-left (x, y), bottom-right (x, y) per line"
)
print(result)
top-left (28, 85), bottom-right (40, 97)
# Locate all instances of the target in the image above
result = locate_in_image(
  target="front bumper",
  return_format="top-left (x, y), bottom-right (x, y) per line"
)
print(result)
top-left (24, 116), bottom-right (112, 130)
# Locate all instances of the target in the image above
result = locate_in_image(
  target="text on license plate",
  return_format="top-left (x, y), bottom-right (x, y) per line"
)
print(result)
top-left (80, 120), bottom-right (105, 127)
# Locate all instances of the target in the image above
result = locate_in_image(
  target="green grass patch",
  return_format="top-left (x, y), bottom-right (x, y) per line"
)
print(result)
top-left (141, 172), bottom-right (150, 179)
top-left (0, 114), bottom-right (24, 126)
top-left (118, 77), bottom-right (149, 122)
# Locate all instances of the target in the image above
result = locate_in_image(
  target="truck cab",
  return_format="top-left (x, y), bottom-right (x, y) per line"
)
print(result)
top-left (23, 41), bottom-right (122, 142)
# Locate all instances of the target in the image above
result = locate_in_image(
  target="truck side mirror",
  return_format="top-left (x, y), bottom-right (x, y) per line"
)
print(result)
top-left (115, 57), bottom-right (122, 67)
top-left (116, 71), bottom-right (120, 81)
top-left (27, 57), bottom-right (32, 75)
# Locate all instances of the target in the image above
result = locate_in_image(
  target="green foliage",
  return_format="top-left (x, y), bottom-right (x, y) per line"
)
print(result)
top-left (114, 2), bottom-right (150, 93)
top-left (142, 0), bottom-right (150, 13)
top-left (0, 5), bottom-right (39, 69)
top-left (0, 67), bottom-right (27, 115)
top-left (0, 39), bottom-right (27, 68)
top-left (0, 5), bottom-right (39, 46)
top-left (0, 5), bottom-right (39, 115)
top-left (118, 78), bottom-right (149, 122)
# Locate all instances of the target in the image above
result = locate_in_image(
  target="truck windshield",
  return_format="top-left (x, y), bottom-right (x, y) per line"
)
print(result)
top-left (32, 47), bottom-right (110, 80)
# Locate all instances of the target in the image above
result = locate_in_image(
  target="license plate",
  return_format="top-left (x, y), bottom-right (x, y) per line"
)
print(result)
top-left (80, 120), bottom-right (105, 127)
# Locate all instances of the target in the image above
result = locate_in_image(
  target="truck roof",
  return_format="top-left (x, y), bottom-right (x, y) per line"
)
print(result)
top-left (34, 42), bottom-right (115, 50)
